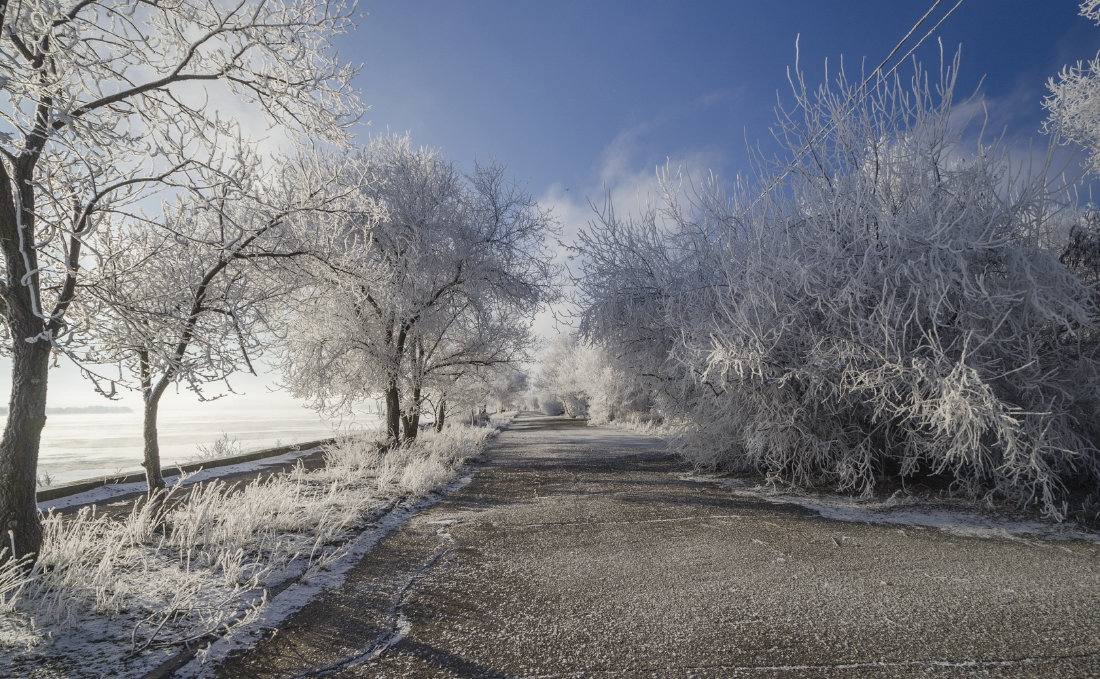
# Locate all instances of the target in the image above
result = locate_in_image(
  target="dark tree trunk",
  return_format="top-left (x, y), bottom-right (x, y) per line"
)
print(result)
top-left (383, 324), bottom-right (409, 447)
top-left (0, 160), bottom-right (49, 562)
top-left (385, 380), bottom-right (401, 445)
top-left (0, 337), bottom-right (49, 561)
top-left (142, 397), bottom-right (166, 493)
top-left (435, 398), bottom-right (446, 432)
top-left (401, 384), bottom-right (421, 442)
top-left (401, 414), bottom-right (417, 441)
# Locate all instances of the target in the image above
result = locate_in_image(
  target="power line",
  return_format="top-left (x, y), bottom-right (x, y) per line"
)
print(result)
top-left (752, 0), bottom-right (967, 206)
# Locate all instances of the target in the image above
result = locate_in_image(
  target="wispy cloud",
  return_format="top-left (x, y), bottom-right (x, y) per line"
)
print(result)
top-left (534, 99), bottom-right (731, 342)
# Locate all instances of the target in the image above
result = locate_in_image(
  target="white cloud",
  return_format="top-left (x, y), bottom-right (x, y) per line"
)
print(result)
top-left (943, 88), bottom-right (1097, 202)
top-left (533, 119), bottom-right (728, 344)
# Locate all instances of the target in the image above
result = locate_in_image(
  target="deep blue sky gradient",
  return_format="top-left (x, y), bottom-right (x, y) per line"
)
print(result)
top-left (347, 1), bottom-right (1100, 196)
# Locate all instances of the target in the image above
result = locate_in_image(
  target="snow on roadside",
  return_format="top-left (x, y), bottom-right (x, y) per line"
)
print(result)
top-left (687, 475), bottom-right (1100, 545)
top-left (174, 472), bottom-right (476, 678)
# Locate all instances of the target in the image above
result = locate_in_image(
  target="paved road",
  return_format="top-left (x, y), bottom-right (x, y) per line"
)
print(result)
top-left (214, 414), bottom-right (1100, 678)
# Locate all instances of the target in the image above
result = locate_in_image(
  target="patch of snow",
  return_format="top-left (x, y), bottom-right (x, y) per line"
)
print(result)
top-left (687, 474), bottom-right (1100, 545)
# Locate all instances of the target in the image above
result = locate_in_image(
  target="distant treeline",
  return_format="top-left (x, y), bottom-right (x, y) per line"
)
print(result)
top-left (0, 406), bottom-right (133, 416)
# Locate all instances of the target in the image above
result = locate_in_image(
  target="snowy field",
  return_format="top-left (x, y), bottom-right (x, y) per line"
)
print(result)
top-left (21, 407), bottom-right (382, 487)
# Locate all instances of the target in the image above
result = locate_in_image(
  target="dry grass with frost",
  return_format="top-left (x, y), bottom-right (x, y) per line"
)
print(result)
top-left (0, 422), bottom-right (499, 678)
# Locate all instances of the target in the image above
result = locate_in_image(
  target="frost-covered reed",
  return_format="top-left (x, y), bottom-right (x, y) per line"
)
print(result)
top-left (0, 423), bottom-right (495, 676)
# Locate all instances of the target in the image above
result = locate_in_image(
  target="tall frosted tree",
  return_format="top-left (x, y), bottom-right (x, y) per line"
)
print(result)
top-left (87, 148), bottom-right (353, 493)
top-left (281, 136), bottom-right (556, 443)
top-left (0, 0), bottom-right (361, 560)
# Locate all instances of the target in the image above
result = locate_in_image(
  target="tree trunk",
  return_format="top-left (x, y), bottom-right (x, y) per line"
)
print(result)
top-left (384, 323), bottom-right (409, 447)
top-left (0, 336), bottom-right (49, 561)
top-left (137, 348), bottom-right (166, 494)
top-left (385, 380), bottom-right (401, 445)
top-left (142, 395), bottom-right (166, 493)
top-left (402, 384), bottom-right (421, 442)
top-left (0, 160), bottom-right (49, 562)
top-left (435, 398), bottom-right (446, 432)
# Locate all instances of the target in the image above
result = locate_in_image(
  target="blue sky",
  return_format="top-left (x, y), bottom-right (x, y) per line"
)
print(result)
top-left (348, 0), bottom-right (1099, 199)
top-left (33, 0), bottom-right (1100, 409)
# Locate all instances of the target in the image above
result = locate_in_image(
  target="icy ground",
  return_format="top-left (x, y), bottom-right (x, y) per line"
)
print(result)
top-left (215, 414), bottom-right (1100, 678)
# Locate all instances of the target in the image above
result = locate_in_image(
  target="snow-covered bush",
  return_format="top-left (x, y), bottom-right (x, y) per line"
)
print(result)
top-left (577, 57), bottom-right (1100, 518)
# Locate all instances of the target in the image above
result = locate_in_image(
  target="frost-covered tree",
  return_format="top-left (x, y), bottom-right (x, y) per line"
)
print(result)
top-left (533, 333), bottom-right (656, 423)
top-left (1044, 1), bottom-right (1100, 175)
top-left (532, 334), bottom-right (583, 417)
top-left (426, 362), bottom-right (525, 431)
top-left (485, 367), bottom-right (528, 413)
top-left (578, 57), bottom-right (1100, 518)
top-left (532, 334), bottom-right (599, 418)
top-left (281, 135), bottom-right (556, 444)
top-left (574, 175), bottom-right (730, 420)
top-left (0, 0), bottom-right (360, 560)
top-left (86, 149), bottom-right (351, 492)
top-left (400, 302), bottom-right (533, 438)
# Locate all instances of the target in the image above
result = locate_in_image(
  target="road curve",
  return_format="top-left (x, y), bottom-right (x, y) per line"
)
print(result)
top-left (213, 414), bottom-right (1100, 678)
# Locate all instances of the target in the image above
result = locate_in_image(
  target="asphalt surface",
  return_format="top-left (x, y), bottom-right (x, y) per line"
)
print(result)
top-left (213, 414), bottom-right (1100, 678)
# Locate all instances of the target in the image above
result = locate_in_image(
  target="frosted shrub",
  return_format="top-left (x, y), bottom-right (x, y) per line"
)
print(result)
top-left (578, 57), bottom-right (1100, 518)
top-left (488, 410), bottom-right (520, 429)
top-left (394, 426), bottom-right (497, 496)
top-left (533, 334), bottom-right (655, 423)
top-left (194, 433), bottom-right (244, 461)
top-left (320, 433), bottom-right (388, 479)
top-left (399, 457), bottom-right (452, 497)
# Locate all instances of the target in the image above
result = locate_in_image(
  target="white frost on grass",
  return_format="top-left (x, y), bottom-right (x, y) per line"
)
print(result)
top-left (1, 425), bottom-right (496, 679)
top-left (37, 446), bottom-right (322, 512)
top-left (689, 475), bottom-right (1100, 545)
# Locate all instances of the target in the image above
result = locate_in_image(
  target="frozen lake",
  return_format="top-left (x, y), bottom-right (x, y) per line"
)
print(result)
top-left (20, 406), bottom-right (382, 487)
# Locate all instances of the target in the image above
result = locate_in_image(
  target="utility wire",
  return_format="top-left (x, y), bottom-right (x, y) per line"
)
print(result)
top-left (752, 0), bottom-right (967, 206)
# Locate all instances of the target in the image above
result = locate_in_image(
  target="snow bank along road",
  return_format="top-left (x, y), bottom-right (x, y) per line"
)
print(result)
top-left (213, 414), bottom-right (1100, 678)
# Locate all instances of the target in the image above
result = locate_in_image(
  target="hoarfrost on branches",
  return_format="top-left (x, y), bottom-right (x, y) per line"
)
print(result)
top-left (1044, 1), bottom-right (1100, 177)
top-left (280, 134), bottom-right (557, 444)
top-left (577, 56), bottom-right (1100, 519)
top-left (0, 0), bottom-right (362, 560)
top-left (84, 145), bottom-right (357, 492)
